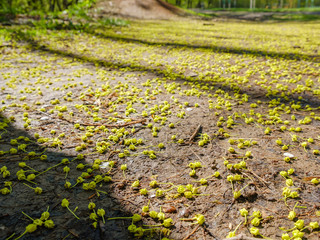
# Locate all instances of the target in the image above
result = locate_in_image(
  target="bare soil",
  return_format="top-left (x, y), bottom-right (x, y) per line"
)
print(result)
top-left (95, 0), bottom-right (186, 19)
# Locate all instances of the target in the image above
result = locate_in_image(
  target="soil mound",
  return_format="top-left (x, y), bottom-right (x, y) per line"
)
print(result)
top-left (95, 0), bottom-right (186, 19)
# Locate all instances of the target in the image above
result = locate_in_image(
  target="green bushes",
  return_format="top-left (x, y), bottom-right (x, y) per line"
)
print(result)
top-left (0, 0), bottom-right (95, 14)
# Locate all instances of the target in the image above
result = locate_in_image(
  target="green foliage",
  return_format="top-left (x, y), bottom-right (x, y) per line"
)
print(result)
top-left (0, 0), bottom-right (128, 30)
top-left (98, 18), bottom-right (130, 27)
top-left (0, 0), bottom-right (96, 14)
top-left (67, 0), bottom-right (96, 20)
top-left (29, 16), bottom-right (129, 31)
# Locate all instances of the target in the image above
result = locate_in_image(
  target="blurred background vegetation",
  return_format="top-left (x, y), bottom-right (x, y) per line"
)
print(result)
top-left (0, 0), bottom-right (95, 14)
top-left (0, 0), bottom-right (130, 30)
top-left (165, 0), bottom-right (320, 9)
top-left (1, 0), bottom-right (319, 15)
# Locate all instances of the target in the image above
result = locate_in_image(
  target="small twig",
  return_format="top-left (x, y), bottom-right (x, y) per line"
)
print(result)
top-left (101, 92), bottom-right (118, 107)
top-left (187, 124), bottom-right (202, 144)
top-left (303, 176), bottom-right (320, 182)
top-left (245, 169), bottom-right (270, 188)
top-left (190, 149), bottom-right (201, 161)
top-left (203, 225), bottom-right (217, 239)
top-left (221, 200), bottom-right (235, 217)
top-left (67, 229), bottom-right (79, 238)
top-left (183, 224), bottom-right (200, 240)
top-left (106, 151), bottom-right (116, 161)
top-left (241, 172), bottom-right (254, 182)
top-left (88, 193), bottom-right (96, 200)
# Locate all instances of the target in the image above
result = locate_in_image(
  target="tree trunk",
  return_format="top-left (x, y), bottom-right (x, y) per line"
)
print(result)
top-left (40, 0), bottom-right (48, 12)
top-left (57, 0), bottom-right (63, 11)
top-left (50, 0), bottom-right (55, 11)
top-left (196, 0), bottom-right (202, 8)
top-left (187, 0), bottom-right (192, 8)
top-left (8, 0), bottom-right (13, 10)
top-left (27, 0), bottom-right (33, 10)
top-left (63, 0), bottom-right (71, 9)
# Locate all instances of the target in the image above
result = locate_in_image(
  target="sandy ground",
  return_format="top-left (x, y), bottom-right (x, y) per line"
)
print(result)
top-left (95, 0), bottom-right (185, 19)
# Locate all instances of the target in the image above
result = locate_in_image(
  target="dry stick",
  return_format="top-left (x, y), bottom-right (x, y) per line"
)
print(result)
top-left (190, 148), bottom-right (201, 161)
top-left (303, 176), bottom-right (320, 181)
top-left (183, 224), bottom-right (200, 240)
top-left (241, 173), bottom-right (261, 190)
top-left (67, 229), bottom-right (79, 238)
top-left (88, 193), bottom-right (96, 200)
top-left (203, 225), bottom-right (218, 239)
top-left (221, 200), bottom-right (235, 217)
top-left (99, 91), bottom-right (117, 105)
top-left (106, 151), bottom-right (116, 161)
top-left (188, 124), bottom-right (201, 145)
top-left (246, 168), bottom-right (270, 188)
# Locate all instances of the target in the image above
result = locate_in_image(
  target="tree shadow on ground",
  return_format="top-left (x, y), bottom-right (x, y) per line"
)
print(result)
top-left (3, 17), bottom-right (319, 64)
top-left (11, 28), bottom-right (320, 110)
top-left (83, 27), bottom-right (319, 63)
top-left (0, 113), bottom-right (133, 240)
